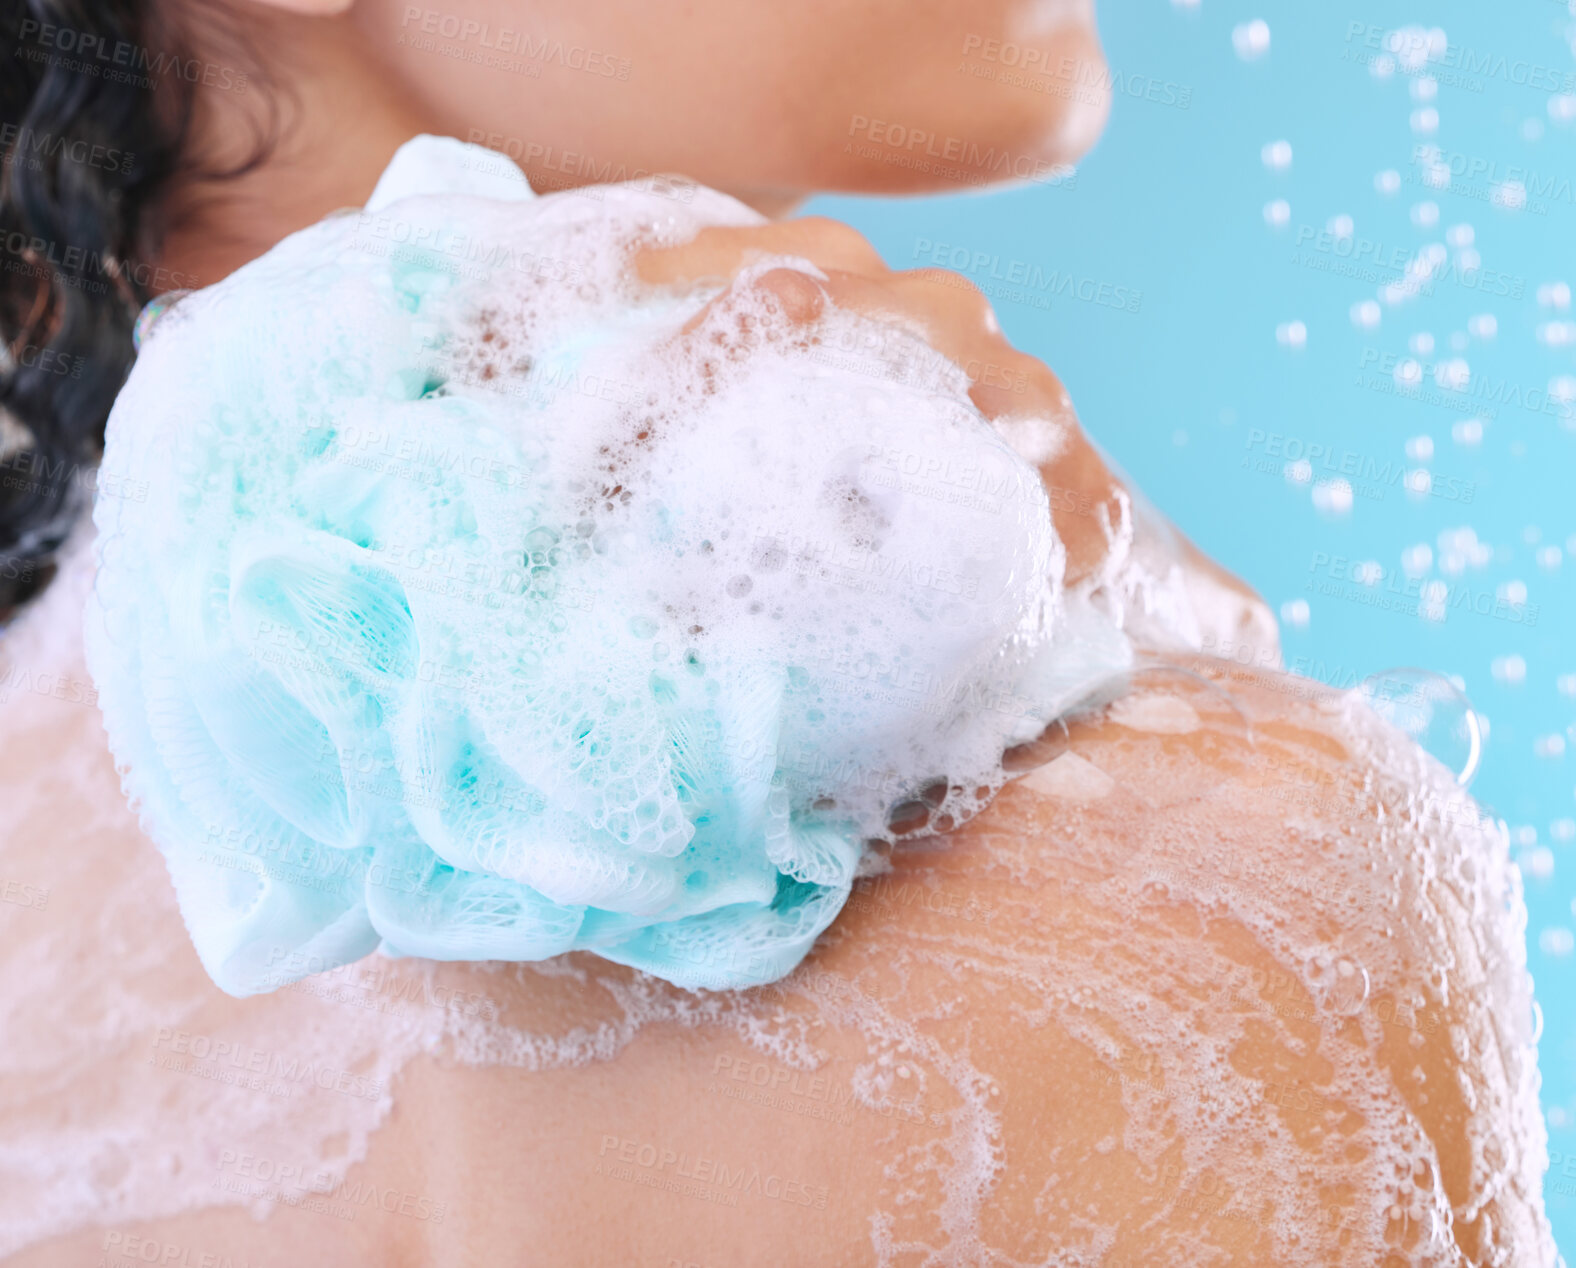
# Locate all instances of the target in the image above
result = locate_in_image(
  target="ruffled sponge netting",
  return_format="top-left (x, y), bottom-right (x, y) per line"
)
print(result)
top-left (85, 136), bottom-right (1133, 997)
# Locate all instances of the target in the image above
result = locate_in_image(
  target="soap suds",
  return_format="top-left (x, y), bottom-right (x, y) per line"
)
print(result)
top-left (1106, 691), bottom-right (1201, 734)
top-left (1014, 750), bottom-right (1116, 801)
top-left (85, 138), bottom-right (1135, 997)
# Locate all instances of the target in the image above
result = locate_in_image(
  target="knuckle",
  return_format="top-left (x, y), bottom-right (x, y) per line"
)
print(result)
top-left (783, 217), bottom-right (885, 269)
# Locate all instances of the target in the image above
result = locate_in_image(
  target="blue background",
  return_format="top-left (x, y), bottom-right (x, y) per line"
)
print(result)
top-left (808, 0), bottom-right (1576, 1250)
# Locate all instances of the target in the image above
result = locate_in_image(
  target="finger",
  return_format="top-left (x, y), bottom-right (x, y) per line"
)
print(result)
top-left (871, 271), bottom-right (1125, 581)
top-left (670, 266), bottom-right (837, 364)
top-left (641, 222), bottom-right (1128, 584)
top-left (634, 217), bottom-right (889, 288)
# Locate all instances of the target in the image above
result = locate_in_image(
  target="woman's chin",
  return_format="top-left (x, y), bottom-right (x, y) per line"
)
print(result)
top-left (815, 33), bottom-right (1112, 196)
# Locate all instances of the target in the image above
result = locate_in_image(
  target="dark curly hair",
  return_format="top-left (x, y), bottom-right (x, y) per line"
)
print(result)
top-left (0, 0), bottom-right (268, 622)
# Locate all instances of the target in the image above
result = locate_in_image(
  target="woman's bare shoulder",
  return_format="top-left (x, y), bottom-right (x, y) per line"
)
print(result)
top-left (2, 662), bottom-right (1555, 1266)
top-left (803, 660), bottom-right (1552, 1265)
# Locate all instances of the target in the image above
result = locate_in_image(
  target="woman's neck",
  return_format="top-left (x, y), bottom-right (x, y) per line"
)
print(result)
top-left (156, 11), bottom-right (800, 293)
top-left (157, 13), bottom-right (435, 290)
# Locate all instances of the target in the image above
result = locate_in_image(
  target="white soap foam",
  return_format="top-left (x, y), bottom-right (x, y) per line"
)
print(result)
top-left (87, 147), bottom-right (1150, 995)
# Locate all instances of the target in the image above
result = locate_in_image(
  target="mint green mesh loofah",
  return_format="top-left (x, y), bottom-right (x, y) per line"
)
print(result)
top-left (85, 137), bottom-right (1125, 997)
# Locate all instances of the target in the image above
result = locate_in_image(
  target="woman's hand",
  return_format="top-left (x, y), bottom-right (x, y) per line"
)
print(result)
top-left (635, 217), bottom-right (1279, 661)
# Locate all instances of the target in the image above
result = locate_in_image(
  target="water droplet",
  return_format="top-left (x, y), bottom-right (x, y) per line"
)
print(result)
top-left (132, 290), bottom-right (194, 352)
top-left (1401, 543), bottom-right (1433, 575)
top-left (1537, 281), bottom-right (1572, 310)
top-left (1233, 19), bottom-right (1271, 60)
top-left (1350, 299), bottom-right (1382, 328)
top-left (1308, 954), bottom-right (1371, 1016)
top-left (1357, 668), bottom-right (1482, 785)
top-left (1522, 847), bottom-right (1556, 880)
top-left (1275, 319), bottom-right (1307, 348)
top-left (1491, 654), bottom-right (1527, 686)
